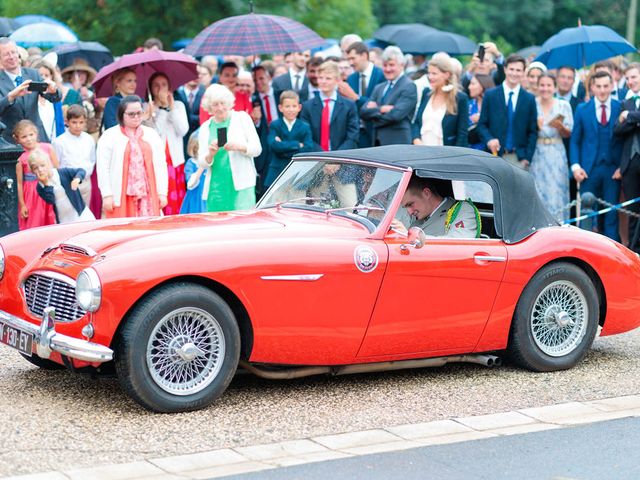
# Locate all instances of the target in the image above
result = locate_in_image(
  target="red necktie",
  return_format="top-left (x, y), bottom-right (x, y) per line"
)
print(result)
top-left (600, 104), bottom-right (607, 126)
top-left (263, 95), bottom-right (272, 124)
top-left (321, 98), bottom-right (330, 151)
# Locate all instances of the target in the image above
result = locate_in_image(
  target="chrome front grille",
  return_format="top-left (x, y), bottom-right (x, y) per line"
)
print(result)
top-left (22, 273), bottom-right (86, 323)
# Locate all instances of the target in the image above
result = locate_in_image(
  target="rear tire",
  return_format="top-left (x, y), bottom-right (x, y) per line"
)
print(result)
top-left (508, 262), bottom-right (599, 372)
top-left (114, 283), bottom-right (240, 412)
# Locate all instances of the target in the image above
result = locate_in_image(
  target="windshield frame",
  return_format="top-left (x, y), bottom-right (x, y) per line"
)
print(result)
top-left (256, 156), bottom-right (411, 238)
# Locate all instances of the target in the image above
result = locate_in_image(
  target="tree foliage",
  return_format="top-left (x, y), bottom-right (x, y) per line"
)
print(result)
top-left (0, 0), bottom-right (636, 55)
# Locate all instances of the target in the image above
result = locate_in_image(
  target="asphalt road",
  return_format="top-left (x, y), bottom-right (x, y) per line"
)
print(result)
top-left (1, 328), bottom-right (640, 477)
top-left (221, 417), bottom-right (640, 480)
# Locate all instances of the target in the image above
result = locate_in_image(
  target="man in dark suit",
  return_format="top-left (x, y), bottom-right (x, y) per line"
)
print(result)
top-left (359, 46), bottom-right (417, 146)
top-left (556, 65), bottom-right (582, 210)
top-left (477, 54), bottom-right (537, 169)
top-left (0, 38), bottom-right (61, 143)
top-left (614, 63), bottom-right (640, 250)
top-left (251, 64), bottom-right (280, 196)
top-left (300, 61), bottom-right (359, 206)
top-left (272, 51), bottom-right (310, 103)
top-left (174, 79), bottom-right (205, 156)
top-left (571, 71), bottom-right (622, 241)
top-left (338, 41), bottom-right (386, 148)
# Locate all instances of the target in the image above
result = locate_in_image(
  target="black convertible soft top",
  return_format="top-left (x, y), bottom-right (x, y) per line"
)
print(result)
top-left (295, 145), bottom-right (559, 243)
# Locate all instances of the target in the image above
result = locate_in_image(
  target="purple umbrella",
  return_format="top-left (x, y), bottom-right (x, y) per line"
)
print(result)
top-left (92, 50), bottom-right (198, 98)
top-left (185, 13), bottom-right (325, 57)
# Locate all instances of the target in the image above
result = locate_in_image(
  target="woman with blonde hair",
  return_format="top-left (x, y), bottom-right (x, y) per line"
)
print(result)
top-left (411, 52), bottom-right (468, 146)
top-left (197, 84), bottom-right (262, 212)
top-left (103, 68), bottom-right (138, 129)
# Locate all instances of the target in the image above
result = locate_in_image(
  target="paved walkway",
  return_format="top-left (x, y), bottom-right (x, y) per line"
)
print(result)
top-left (6, 394), bottom-right (640, 480)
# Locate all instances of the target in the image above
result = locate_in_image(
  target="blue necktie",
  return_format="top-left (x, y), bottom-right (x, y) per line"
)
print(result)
top-left (14, 75), bottom-right (23, 87)
top-left (505, 91), bottom-right (514, 152)
top-left (381, 81), bottom-right (394, 103)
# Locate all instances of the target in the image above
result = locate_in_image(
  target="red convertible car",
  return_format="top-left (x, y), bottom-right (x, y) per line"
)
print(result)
top-left (1, 146), bottom-right (639, 412)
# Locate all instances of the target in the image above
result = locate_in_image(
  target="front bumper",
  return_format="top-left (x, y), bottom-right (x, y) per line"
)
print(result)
top-left (0, 307), bottom-right (113, 363)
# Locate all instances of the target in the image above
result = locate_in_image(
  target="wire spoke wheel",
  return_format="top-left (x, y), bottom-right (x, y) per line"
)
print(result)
top-left (531, 280), bottom-right (588, 357)
top-left (508, 263), bottom-right (598, 372)
top-left (146, 307), bottom-right (225, 396)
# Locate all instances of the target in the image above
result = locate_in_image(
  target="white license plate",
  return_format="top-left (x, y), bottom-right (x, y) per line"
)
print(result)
top-left (0, 322), bottom-right (34, 356)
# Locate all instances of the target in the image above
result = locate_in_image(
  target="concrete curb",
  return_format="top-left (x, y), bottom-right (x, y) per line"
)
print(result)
top-left (6, 394), bottom-right (640, 480)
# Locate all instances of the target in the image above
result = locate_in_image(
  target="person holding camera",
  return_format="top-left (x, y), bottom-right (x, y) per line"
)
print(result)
top-left (197, 84), bottom-right (262, 212)
top-left (461, 42), bottom-right (505, 95)
top-left (0, 38), bottom-right (61, 144)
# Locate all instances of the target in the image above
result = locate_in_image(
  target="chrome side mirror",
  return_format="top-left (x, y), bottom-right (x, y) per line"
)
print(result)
top-left (400, 227), bottom-right (426, 251)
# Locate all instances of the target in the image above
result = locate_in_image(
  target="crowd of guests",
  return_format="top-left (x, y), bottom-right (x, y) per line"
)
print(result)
top-left (2, 33), bottom-right (640, 252)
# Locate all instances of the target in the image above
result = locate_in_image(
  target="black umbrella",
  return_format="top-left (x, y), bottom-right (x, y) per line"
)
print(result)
top-left (52, 41), bottom-right (114, 71)
top-left (0, 17), bottom-right (16, 36)
top-left (397, 30), bottom-right (477, 55)
top-left (373, 23), bottom-right (438, 46)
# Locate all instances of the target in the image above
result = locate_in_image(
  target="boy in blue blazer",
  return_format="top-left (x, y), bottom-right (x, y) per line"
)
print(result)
top-left (265, 90), bottom-right (314, 189)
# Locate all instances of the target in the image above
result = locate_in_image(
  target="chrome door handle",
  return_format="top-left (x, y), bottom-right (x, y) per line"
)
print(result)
top-left (474, 255), bottom-right (506, 262)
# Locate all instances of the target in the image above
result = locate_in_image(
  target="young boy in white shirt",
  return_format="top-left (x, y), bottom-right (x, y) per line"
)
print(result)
top-left (52, 104), bottom-right (96, 209)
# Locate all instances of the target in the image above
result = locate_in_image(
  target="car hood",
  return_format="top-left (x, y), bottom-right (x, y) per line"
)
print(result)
top-left (61, 211), bottom-right (286, 255)
top-left (58, 209), bottom-right (368, 256)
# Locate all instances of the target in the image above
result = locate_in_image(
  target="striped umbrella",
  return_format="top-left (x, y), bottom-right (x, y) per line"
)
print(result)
top-left (185, 13), bottom-right (325, 57)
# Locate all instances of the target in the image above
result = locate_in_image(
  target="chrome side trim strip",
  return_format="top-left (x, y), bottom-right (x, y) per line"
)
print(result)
top-left (260, 274), bottom-right (324, 281)
top-left (474, 255), bottom-right (507, 262)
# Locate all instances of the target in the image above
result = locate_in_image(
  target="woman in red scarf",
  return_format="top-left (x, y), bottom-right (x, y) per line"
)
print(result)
top-left (96, 95), bottom-right (168, 218)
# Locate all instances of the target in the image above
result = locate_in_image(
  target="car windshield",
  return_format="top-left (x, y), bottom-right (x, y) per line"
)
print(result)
top-left (258, 160), bottom-right (404, 227)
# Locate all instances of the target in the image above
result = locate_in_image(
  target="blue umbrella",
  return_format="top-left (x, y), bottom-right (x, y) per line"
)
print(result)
top-left (53, 41), bottom-right (113, 70)
top-left (13, 14), bottom-right (68, 28)
top-left (398, 30), bottom-right (477, 55)
top-left (171, 38), bottom-right (192, 50)
top-left (10, 22), bottom-right (78, 49)
top-left (0, 17), bottom-right (17, 36)
top-left (535, 25), bottom-right (637, 69)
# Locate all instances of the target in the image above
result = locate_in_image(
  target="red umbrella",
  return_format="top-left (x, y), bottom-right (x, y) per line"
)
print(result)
top-left (92, 50), bottom-right (198, 98)
top-left (185, 13), bottom-right (324, 57)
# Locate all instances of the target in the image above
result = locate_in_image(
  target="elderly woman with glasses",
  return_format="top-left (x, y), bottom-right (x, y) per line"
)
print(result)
top-left (97, 95), bottom-right (168, 218)
top-left (197, 83), bottom-right (261, 212)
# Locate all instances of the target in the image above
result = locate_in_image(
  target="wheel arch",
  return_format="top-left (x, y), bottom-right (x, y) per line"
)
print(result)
top-left (535, 257), bottom-right (606, 327)
top-left (111, 275), bottom-right (254, 361)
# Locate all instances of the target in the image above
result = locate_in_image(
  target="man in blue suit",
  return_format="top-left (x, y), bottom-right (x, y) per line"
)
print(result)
top-left (360, 46), bottom-right (417, 146)
top-left (272, 51), bottom-right (311, 103)
top-left (174, 79), bottom-right (205, 157)
top-left (301, 61), bottom-right (359, 206)
top-left (477, 54), bottom-right (537, 169)
top-left (571, 70), bottom-right (622, 240)
top-left (338, 42), bottom-right (386, 148)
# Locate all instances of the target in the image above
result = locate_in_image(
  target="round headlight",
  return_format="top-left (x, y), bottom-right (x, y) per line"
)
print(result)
top-left (75, 268), bottom-right (101, 312)
top-left (0, 244), bottom-right (5, 280)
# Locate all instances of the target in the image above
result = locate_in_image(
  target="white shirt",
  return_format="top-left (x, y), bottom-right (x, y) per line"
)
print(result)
top-left (289, 68), bottom-right (306, 90)
top-left (594, 97), bottom-right (612, 123)
top-left (283, 117), bottom-right (296, 131)
top-left (260, 87), bottom-right (278, 122)
top-left (53, 131), bottom-right (96, 175)
top-left (47, 170), bottom-right (95, 224)
top-left (38, 100), bottom-right (56, 140)
top-left (359, 62), bottom-right (375, 96)
top-left (502, 83), bottom-right (521, 109)
top-left (420, 99), bottom-right (446, 146)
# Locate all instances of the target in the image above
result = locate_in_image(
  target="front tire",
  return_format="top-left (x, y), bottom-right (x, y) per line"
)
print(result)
top-left (114, 283), bottom-right (240, 412)
top-left (508, 262), bottom-right (599, 372)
